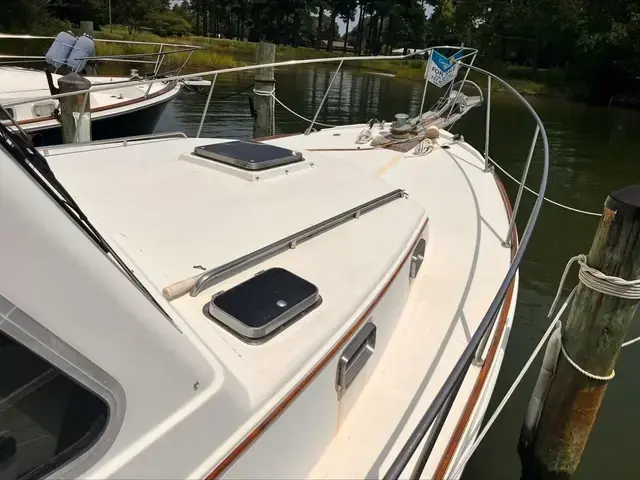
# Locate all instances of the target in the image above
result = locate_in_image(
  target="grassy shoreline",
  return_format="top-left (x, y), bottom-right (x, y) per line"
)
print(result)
top-left (94, 27), bottom-right (562, 96)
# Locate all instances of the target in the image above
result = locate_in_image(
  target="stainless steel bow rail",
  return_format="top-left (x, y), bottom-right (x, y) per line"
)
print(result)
top-left (0, 47), bottom-right (549, 477)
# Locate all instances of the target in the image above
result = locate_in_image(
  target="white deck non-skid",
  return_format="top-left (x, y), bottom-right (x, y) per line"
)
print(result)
top-left (37, 124), bottom-right (515, 479)
top-left (272, 126), bottom-right (515, 479)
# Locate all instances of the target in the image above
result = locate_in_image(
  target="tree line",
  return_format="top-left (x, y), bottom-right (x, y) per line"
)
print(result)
top-left (2, 0), bottom-right (640, 101)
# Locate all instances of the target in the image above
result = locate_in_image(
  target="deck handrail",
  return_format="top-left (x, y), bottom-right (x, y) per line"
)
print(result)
top-left (0, 47), bottom-right (548, 478)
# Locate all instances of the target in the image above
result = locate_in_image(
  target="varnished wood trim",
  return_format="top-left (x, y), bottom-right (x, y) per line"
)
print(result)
top-left (433, 173), bottom-right (518, 479)
top-left (15, 82), bottom-right (177, 126)
top-left (205, 217), bottom-right (429, 479)
top-left (254, 133), bottom-right (296, 141)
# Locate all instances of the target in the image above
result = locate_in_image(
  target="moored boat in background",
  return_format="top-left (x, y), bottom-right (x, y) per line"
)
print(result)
top-left (0, 32), bottom-right (206, 145)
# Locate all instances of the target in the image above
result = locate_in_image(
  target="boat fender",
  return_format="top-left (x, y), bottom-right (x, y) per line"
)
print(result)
top-left (520, 324), bottom-right (561, 449)
top-left (67, 35), bottom-right (96, 72)
top-left (45, 31), bottom-right (77, 70)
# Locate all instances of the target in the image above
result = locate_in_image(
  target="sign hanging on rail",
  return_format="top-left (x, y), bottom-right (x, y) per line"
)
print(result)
top-left (425, 50), bottom-right (463, 87)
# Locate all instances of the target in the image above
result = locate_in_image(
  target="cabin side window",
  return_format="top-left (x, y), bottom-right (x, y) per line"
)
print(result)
top-left (0, 108), bottom-right (15, 121)
top-left (32, 103), bottom-right (56, 118)
top-left (0, 330), bottom-right (108, 479)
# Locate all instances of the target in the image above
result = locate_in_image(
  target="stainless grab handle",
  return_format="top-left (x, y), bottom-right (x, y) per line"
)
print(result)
top-left (337, 322), bottom-right (377, 391)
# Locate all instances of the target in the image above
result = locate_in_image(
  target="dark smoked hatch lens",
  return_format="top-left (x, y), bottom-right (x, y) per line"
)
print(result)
top-left (205, 268), bottom-right (320, 341)
top-left (193, 140), bottom-right (304, 171)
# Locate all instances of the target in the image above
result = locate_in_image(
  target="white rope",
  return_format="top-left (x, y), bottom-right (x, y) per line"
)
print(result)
top-left (549, 254), bottom-right (640, 317)
top-left (448, 294), bottom-right (572, 479)
top-left (547, 253), bottom-right (640, 379)
top-left (622, 335), bottom-right (640, 348)
top-left (413, 138), bottom-right (434, 156)
top-left (448, 251), bottom-right (640, 476)
top-left (489, 157), bottom-right (602, 217)
top-left (355, 128), bottom-right (373, 144)
top-left (559, 337), bottom-right (615, 381)
top-left (253, 87), bottom-right (276, 133)
top-left (272, 95), bottom-right (336, 128)
top-left (254, 87), bottom-right (336, 128)
top-left (252, 87), bottom-right (275, 96)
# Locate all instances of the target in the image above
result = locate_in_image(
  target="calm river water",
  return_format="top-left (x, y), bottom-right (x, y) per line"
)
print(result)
top-left (156, 66), bottom-right (640, 479)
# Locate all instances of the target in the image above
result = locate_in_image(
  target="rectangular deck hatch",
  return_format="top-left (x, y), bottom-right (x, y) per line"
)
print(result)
top-left (205, 268), bottom-right (321, 342)
top-left (193, 140), bottom-right (303, 171)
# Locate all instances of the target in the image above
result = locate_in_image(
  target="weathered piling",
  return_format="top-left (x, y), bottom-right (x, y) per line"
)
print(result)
top-left (79, 20), bottom-right (94, 36)
top-left (57, 73), bottom-right (92, 144)
top-left (521, 185), bottom-right (640, 479)
top-left (252, 42), bottom-right (275, 139)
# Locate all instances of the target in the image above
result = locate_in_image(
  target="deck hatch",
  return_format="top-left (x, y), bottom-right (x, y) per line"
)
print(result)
top-left (204, 268), bottom-right (321, 341)
top-left (193, 140), bottom-right (303, 171)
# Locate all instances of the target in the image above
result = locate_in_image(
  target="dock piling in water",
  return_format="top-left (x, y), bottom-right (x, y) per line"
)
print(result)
top-left (521, 185), bottom-right (640, 478)
top-left (57, 73), bottom-right (91, 144)
top-left (252, 42), bottom-right (275, 139)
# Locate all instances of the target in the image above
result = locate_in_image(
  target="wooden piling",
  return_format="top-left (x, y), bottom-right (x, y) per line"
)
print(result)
top-left (79, 20), bottom-right (94, 36)
top-left (521, 185), bottom-right (640, 479)
top-left (57, 73), bottom-right (92, 144)
top-left (252, 42), bottom-right (275, 139)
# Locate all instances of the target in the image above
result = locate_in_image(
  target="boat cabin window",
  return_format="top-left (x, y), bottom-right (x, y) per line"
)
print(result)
top-left (0, 108), bottom-right (15, 121)
top-left (0, 330), bottom-right (108, 479)
top-left (32, 103), bottom-right (56, 118)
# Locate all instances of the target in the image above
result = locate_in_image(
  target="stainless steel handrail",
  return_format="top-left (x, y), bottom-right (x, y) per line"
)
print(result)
top-left (191, 189), bottom-right (406, 297)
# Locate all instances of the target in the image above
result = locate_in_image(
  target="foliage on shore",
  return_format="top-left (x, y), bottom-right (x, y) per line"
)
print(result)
top-left (95, 28), bottom-right (563, 96)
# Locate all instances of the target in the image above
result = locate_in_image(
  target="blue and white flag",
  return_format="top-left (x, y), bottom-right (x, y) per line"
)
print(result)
top-left (425, 50), bottom-right (463, 87)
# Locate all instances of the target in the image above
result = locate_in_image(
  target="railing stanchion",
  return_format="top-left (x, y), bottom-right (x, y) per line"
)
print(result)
top-left (196, 73), bottom-right (217, 138)
top-left (153, 44), bottom-right (164, 76)
top-left (418, 49), bottom-right (432, 118)
top-left (472, 322), bottom-right (493, 366)
top-left (503, 124), bottom-right (540, 247)
top-left (305, 60), bottom-right (344, 135)
top-left (446, 51), bottom-right (476, 121)
top-left (146, 44), bottom-right (165, 97)
top-left (178, 50), bottom-right (195, 76)
top-left (418, 77), bottom-right (429, 118)
top-left (484, 76), bottom-right (491, 172)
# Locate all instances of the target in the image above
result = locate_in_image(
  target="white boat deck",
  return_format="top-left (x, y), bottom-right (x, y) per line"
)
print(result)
top-left (272, 127), bottom-right (515, 478)
top-left (35, 124), bottom-right (515, 479)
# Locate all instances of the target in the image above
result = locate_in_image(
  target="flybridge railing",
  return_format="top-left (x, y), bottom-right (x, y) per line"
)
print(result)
top-left (0, 33), bottom-right (203, 79)
top-left (0, 47), bottom-right (548, 477)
